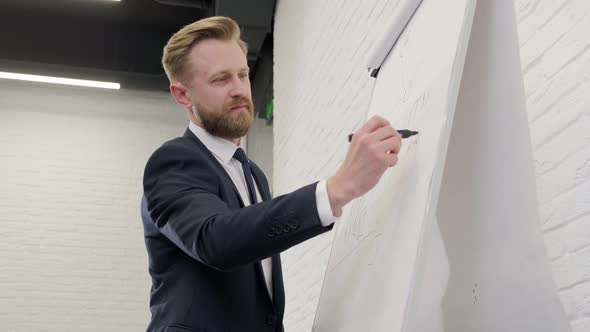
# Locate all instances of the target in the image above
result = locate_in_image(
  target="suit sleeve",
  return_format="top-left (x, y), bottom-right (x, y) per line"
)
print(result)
top-left (143, 142), bottom-right (332, 271)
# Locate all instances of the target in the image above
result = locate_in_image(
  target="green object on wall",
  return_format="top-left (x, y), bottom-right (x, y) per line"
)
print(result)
top-left (265, 99), bottom-right (273, 120)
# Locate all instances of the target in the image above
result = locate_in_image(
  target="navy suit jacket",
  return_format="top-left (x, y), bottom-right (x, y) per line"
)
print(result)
top-left (141, 128), bottom-right (332, 332)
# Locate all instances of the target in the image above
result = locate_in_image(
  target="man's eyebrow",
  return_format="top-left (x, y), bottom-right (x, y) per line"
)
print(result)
top-left (210, 68), bottom-right (250, 79)
top-left (209, 70), bottom-right (230, 79)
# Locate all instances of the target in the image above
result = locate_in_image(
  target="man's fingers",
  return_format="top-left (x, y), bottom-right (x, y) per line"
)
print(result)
top-left (378, 135), bottom-right (402, 155)
top-left (386, 153), bottom-right (399, 167)
top-left (368, 126), bottom-right (398, 142)
top-left (355, 115), bottom-right (390, 137)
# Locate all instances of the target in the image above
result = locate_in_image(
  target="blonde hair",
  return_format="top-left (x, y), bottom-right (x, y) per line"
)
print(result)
top-left (162, 16), bottom-right (248, 83)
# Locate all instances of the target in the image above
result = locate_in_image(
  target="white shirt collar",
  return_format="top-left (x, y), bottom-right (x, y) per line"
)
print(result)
top-left (188, 121), bottom-right (245, 165)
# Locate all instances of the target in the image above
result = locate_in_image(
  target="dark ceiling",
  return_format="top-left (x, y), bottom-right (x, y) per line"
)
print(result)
top-left (0, 0), bottom-right (275, 97)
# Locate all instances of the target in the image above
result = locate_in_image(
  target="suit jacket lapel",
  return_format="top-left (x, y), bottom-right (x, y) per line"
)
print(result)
top-left (183, 128), bottom-right (245, 207)
top-left (272, 254), bottom-right (285, 316)
top-left (250, 166), bottom-right (271, 201)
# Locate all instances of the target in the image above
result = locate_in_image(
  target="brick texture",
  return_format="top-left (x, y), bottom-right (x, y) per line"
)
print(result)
top-left (274, 0), bottom-right (589, 331)
top-left (0, 80), bottom-right (187, 331)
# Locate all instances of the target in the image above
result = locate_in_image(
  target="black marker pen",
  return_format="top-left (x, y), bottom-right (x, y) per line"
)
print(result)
top-left (348, 130), bottom-right (418, 142)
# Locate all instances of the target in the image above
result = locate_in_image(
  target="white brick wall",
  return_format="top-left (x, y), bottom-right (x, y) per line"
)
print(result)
top-left (274, 0), bottom-right (590, 331)
top-left (0, 80), bottom-right (187, 331)
top-left (518, 0), bottom-right (590, 330)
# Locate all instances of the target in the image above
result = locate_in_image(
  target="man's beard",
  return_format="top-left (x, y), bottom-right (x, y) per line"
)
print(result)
top-left (196, 96), bottom-right (254, 140)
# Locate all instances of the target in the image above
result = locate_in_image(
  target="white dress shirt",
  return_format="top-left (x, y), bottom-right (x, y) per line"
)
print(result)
top-left (188, 122), bottom-right (336, 301)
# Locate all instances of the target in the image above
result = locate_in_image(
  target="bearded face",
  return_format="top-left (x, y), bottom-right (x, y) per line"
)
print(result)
top-left (195, 95), bottom-right (254, 139)
top-left (171, 39), bottom-right (255, 143)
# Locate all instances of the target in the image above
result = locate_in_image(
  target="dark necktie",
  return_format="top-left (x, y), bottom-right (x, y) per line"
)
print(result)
top-left (233, 148), bottom-right (258, 205)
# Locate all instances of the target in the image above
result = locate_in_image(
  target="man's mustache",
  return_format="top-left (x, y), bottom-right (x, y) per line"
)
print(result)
top-left (226, 97), bottom-right (253, 111)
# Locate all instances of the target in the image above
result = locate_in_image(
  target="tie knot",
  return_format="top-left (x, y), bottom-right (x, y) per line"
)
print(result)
top-left (233, 148), bottom-right (249, 164)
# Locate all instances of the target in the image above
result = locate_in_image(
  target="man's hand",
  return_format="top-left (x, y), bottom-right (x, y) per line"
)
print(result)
top-left (327, 115), bottom-right (402, 216)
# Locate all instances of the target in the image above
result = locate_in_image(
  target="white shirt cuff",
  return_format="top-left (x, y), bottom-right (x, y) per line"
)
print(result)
top-left (316, 180), bottom-right (338, 227)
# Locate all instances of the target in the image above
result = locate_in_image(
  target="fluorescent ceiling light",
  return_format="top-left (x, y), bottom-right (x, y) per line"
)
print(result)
top-left (0, 71), bottom-right (120, 90)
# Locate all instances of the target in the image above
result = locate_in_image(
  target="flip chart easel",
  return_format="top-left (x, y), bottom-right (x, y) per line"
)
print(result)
top-left (313, 1), bottom-right (569, 331)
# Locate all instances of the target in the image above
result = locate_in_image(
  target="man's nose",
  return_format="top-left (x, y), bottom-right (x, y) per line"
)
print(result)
top-left (229, 76), bottom-right (248, 97)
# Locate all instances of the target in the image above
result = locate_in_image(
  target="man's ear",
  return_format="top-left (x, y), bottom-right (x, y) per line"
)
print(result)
top-left (170, 82), bottom-right (193, 109)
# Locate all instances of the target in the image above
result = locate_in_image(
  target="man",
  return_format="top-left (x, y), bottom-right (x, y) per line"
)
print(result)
top-left (141, 16), bottom-right (402, 332)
